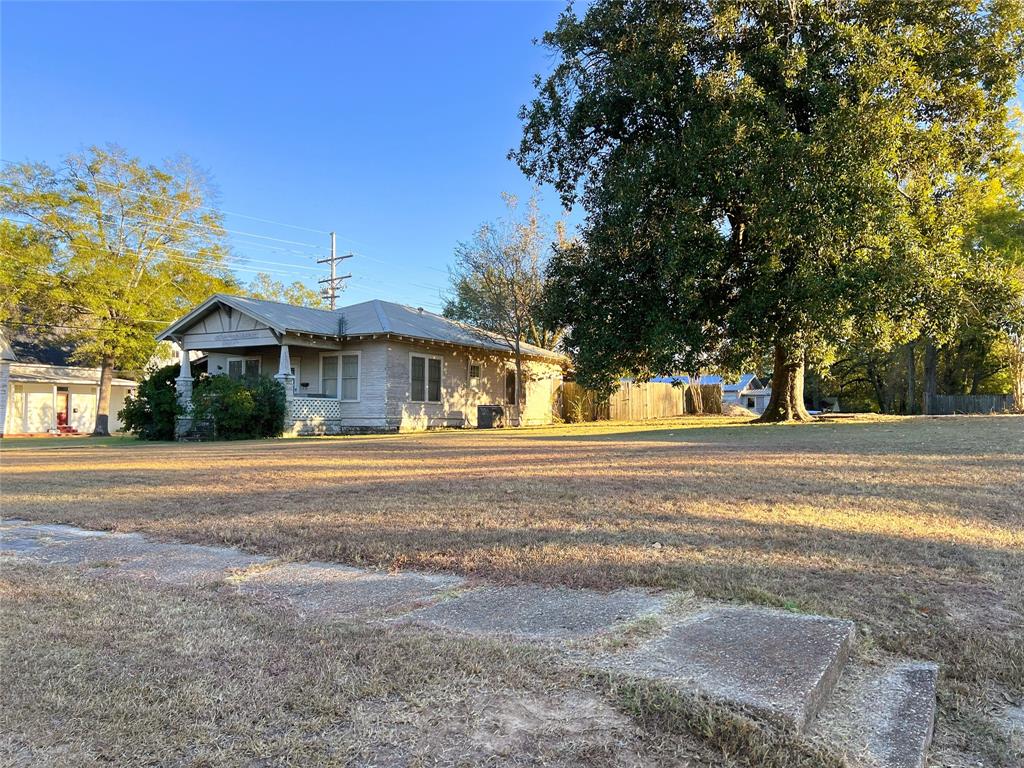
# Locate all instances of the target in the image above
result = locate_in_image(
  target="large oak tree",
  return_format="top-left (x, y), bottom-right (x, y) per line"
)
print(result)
top-left (514, 0), bottom-right (1024, 421)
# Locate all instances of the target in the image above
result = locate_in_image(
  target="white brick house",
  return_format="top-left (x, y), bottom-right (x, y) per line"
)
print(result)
top-left (157, 294), bottom-right (566, 436)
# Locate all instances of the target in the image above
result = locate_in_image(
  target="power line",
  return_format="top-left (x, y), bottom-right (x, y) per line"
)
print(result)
top-left (0, 158), bottom-right (330, 236)
top-left (0, 214), bottom-right (323, 276)
top-left (1, 189), bottom-right (330, 252)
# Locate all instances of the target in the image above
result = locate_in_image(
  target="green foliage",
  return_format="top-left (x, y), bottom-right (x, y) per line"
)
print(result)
top-left (0, 145), bottom-right (240, 433)
top-left (119, 363), bottom-right (181, 441)
top-left (514, 0), bottom-right (1024, 411)
top-left (0, 221), bottom-right (56, 327)
top-left (245, 272), bottom-right (328, 309)
top-left (191, 374), bottom-right (286, 440)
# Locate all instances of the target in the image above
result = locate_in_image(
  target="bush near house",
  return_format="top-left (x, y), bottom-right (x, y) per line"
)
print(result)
top-left (119, 363), bottom-right (181, 441)
top-left (191, 374), bottom-right (286, 440)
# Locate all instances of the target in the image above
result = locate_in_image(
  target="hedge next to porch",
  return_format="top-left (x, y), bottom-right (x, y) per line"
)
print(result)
top-left (119, 364), bottom-right (182, 441)
top-left (191, 374), bottom-right (286, 440)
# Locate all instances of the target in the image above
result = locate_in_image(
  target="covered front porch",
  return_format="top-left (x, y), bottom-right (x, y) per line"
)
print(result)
top-left (175, 340), bottom-right (372, 437)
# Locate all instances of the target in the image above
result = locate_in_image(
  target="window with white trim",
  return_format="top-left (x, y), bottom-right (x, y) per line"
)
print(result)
top-left (340, 353), bottom-right (360, 401)
top-left (411, 354), bottom-right (442, 402)
top-left (321, 354), bottom-right (339, 397)
top-left (468, 361), bottom-right (481, 386)
top-left (227, 357), bottom-right (261, 380)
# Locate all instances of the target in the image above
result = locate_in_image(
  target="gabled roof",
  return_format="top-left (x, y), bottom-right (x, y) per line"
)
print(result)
top-left (0, 326), bottom-right (75, 365)
top-left (158, 294), bottom-right (564, 361)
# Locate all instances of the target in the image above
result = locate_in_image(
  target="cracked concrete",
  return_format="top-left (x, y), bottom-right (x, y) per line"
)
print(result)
top-left (0, 518), bottom-right (938, 767)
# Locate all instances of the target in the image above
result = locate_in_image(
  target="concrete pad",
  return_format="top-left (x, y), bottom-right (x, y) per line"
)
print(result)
top-left (237, 561), bottom-right (464, 619)
top-left (1, 525), bottom-right (153, 566)
top-left (814, 661), bottom-right (938, 768)
top-left (609, 606), bottom-right (854, 731)
top-left (1, 523), bottom-right (268, 584)
top-left (114, 543), bottom-right (272, 586)
top-left (402, 585), bottom-right (667, 641)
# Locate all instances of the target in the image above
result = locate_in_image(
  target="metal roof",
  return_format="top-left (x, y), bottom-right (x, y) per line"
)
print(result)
top-left (158, 294), bottom-right (564, 361)
top-left (648, 373), bottom-right (763, 392)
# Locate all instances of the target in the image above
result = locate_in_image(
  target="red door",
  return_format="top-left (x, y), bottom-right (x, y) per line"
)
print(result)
top-left (56, 392), bottom-right (69, 427)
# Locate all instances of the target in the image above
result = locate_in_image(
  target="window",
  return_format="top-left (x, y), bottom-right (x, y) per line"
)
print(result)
top-left (505, 369), bottom-right (517, 405)
top-left (468, 362), bottom-right (481, 385)
top-left (340, 353), bottom-right (360, 401)
top-left (227, 357), bottom-right (261, 380)
top-left (321, 355), bottom-right (338, 397)
top-left (746, 397), bottom-right (755, 409)
top-left (411, 354), bottom-right (442, 402)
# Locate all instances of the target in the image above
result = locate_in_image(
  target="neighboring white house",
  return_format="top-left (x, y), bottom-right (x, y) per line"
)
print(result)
top-left (0, 329), bottom-right (137, 436)
top-left (157, 294), bottom-right (567, 436)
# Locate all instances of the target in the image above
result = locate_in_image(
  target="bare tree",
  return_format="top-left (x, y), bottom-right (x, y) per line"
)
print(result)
top-left (444, 193), bottom-right (559, 415)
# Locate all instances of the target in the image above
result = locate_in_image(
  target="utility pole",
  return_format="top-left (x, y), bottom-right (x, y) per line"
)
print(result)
top-left (317, 232), bottom-right (352, 310)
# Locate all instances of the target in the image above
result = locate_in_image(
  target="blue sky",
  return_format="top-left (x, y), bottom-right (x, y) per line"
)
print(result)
top-left (1, 1), bottom-right (576, 312)
top-left (3, 3), bottom-right (1022, 313)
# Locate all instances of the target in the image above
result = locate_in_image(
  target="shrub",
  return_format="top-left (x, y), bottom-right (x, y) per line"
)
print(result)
top-left (191, 374), bottom-right (286, 440)
top-left (119, 363), bottom-right (181, 440)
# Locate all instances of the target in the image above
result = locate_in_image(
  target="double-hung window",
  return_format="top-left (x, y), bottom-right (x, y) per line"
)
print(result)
top-left (321, 355), bottom-right (339, 397)
top-left (340, 353), bottom-right (359, 400)
top-left (321, 353), bottom-right (359, 400)
top-left (227, 357), bottom-right (261, 380)
top-left (411, 355), bottom-right (442, 402)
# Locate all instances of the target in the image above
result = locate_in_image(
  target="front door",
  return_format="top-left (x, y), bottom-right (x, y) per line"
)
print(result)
top-left (56, 391), bottom-right (69, 427)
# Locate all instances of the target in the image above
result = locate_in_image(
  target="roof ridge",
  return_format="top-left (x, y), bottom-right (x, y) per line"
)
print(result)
top-left (217, 292), bottom-right (337, 315)
top-left (371, 299), bottom-right (392, 333)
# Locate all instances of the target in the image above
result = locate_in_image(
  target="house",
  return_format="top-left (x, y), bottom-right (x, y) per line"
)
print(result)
top-left (650, 373), bottom-right (771, 414)
top-left (0, 329), bottom-right (137, 436)
top-left (157, 294), bottom-right (566, 436)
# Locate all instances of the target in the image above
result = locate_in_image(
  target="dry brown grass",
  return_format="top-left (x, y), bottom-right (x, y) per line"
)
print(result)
top-left (2, 415), bottom-right (1022, 764)
top-left (0, 562), bottom-right (816, 768)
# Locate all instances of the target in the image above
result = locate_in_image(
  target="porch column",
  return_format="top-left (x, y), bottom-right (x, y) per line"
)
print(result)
top-left (51, 384), bottom-right (58, 433)
top-left (0, 359), bottom-right (9, 437)
top-left (274, 344), bottom-right (296, 436)
top-left (174, 342), bottom-right (194, 439)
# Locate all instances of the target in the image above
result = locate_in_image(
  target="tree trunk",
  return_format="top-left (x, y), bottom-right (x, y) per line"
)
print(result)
top-left (905, 342), bottom-right (916, 415)
top-left (1009, 335), bottom-right (1024, 413)
top-left (92, 353), bottom-right (115, 436)
top-left (514, 344), bottom-right (525, 427)
top-left (921, 340), bottom-right (938, 415)
top-left (688, 373), bottom-right (703, 415)
top-left (757, 341), bottom-right (813, 423)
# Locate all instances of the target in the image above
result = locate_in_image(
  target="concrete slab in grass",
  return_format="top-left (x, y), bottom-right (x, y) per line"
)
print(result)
top-left (237, 561), bottom-right (465, 619)
top-left (1, 524), bottom-right (153, 566)
top-left (609, 606), bottom-right (854, 731)
top-left (114, 543), bottom-right (272, 586)
top-left (1, 522), bottom-right (269, 585)
top-left (402, 584), bottom-right (667, 641)
top-left (814, 661), bottom-right (939, 768)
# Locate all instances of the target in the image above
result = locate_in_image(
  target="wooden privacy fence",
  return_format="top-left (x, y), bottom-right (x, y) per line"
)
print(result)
top-left (560, 380), bottom-right (723, 422)
top-left (926, 393), bottom-right (1017, 415)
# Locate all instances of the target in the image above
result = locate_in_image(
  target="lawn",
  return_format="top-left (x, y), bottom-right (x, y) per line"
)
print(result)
top-left (2, 414), bottom-right (1022, 764)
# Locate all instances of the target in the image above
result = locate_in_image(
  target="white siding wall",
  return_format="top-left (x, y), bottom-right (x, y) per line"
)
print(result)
top-left (383, 340), bottom-right (562, 430)
top-left (3, 383), bottom-right (130, 433)
top-left (199, 338), bottom-right (561, 434)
